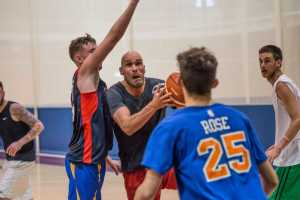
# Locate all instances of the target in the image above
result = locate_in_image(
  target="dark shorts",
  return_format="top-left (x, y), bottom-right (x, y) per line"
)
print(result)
top-left (65, 159), bottom-right (106, 200)
top-left (123, 168), bottom-right (177, 200)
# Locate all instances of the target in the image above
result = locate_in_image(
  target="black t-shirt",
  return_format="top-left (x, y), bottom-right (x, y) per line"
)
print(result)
top-left (0, 101), bottom-right (35, 161)
top-left (107, 77), bottom-right (165, 171)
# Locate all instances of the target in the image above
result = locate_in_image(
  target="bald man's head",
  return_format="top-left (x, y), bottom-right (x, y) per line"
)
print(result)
top-left (121, 51), bottom-right (143, 67)
top-left (119, 51), bottom-right (146, 88)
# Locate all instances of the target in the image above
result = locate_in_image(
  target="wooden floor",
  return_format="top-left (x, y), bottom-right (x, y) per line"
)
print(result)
top-left (0, 161), bottom-right (179, 200)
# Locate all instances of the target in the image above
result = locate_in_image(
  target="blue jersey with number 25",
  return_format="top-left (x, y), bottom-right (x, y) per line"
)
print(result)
top-left (142, 104), bottom-right (267, 200)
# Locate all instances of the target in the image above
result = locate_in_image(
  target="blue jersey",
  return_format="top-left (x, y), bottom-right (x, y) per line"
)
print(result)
top-left (142, 104), bottom-right (267, 200)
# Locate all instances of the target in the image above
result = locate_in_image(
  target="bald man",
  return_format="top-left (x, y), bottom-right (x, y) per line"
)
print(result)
top-left (106, 51), bottom-right (176, 200)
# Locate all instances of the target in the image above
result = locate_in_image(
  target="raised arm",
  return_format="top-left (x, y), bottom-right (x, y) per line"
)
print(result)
top-left (266, 82), bottom-right (300, 162)
top-left (112, 89), bottom-right (171, 136)
top-left (7, 103), bottom-right (44, 157)
top-left (79, 0), bottom-right (139, 77)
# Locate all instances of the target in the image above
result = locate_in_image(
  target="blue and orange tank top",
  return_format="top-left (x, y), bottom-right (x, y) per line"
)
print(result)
top-left (66, 71), bottom-right (113, 164)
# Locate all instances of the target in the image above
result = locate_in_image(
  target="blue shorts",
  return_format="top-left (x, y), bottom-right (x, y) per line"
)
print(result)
top-left (65, 159), bottom-right (106, 200)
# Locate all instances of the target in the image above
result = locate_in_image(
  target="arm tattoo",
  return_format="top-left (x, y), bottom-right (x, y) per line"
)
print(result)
top-left (10, 103), bottom-right (44, 145)
top-left (10, 103), bottom-right (38, 127)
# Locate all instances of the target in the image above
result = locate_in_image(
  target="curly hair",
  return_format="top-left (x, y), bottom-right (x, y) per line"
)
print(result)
top-left (69, 33), bottom-right (96, 63)
top-left (177, 47), bottom-right (218, 95)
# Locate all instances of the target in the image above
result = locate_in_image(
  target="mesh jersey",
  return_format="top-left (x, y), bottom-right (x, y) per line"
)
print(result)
top-left (66, 71), bottom-right (113, 164)
top-left (143, 104), bottom-right (267, 200)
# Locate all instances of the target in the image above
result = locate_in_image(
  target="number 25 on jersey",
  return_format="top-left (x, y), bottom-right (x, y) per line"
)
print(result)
top-left (197, 131), bottom-right (251, 182)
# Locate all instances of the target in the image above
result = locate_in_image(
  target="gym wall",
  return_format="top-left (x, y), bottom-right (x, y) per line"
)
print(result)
top-left (0, 0), bottom-right (299, 158)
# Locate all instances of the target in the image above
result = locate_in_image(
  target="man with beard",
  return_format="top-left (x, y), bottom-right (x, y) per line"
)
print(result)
top-left (0, 81), bottom-right (44, 200)
top-left (107, 51), bottom-right (176, 200)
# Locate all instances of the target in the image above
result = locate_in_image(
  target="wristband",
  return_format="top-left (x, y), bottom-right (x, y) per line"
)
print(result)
top-left (276, 136), bottom-right (290, 151)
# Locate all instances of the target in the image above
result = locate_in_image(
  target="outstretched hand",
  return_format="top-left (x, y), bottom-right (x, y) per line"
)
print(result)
top-left (130, 0), bottom-right (139, 5)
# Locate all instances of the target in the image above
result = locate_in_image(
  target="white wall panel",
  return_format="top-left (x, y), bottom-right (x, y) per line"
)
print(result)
top-left (0, 0), bottom-right (299, 106)
top-left (0, 0), bottom-right (34, 105)
top-left (282, 0), bottom-right (300, 87)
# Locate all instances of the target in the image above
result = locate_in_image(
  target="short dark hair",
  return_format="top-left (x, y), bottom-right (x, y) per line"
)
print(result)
top-left (259, 45), bottom-right (283, 61)
top-left (177, 47), bottom-right (218, 96)
top-left (0, 81), bottom-right (3, 89)
top-left (69, 33), bottom-right (96, 62)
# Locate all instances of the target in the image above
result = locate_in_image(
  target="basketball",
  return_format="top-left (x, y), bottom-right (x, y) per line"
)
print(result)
top-left (165, 72), bottom-right (185, 108)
